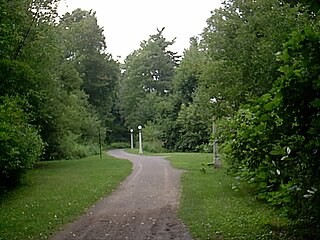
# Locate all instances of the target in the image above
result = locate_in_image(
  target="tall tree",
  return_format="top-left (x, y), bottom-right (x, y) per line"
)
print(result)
top-left (59, 9), bottom-right (119, 140)
top-left (170, 0), bottom-right (311, 152)
top-left (0, 2), bottom-right (110, 163)
top-left (0, 0), bottom-right (59, 185)
top-left (118, 28), bottom-right (179, 129)
top-left (172, 37), bottom-right (204, 106)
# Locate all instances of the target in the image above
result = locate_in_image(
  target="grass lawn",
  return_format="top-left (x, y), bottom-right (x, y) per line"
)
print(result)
top-left (165, 152), bottom-right (295, 240)
top-left (0, 154), bottom-right (131, 240)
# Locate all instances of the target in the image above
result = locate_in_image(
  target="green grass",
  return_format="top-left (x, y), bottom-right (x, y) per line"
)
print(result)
top-left (166, 153), bottom-right (294, 240)
top-left (0, 154), bottom-right (132, 240)
top-left (121, 148), bottom-right (139, 154)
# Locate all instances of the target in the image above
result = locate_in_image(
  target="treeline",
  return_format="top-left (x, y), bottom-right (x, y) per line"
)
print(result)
top-left (118, 0), bottom-right (320, 237)
top-left (0, 1), bottom-right (120, 187)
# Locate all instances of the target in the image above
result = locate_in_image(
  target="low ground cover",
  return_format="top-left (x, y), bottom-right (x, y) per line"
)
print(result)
top-left (0, 155), bottom-right (131, 240)
top-left (166, 153), bottom-right (295, 240)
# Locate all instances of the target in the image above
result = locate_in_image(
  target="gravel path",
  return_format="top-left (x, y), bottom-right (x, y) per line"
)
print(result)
top-left (51, 149), bottom-right (192, 240)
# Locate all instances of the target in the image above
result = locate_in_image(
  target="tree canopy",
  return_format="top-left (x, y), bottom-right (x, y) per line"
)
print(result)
top-left (118, 27), bottom-right (180, 129)
top-left (0, 1), bottom-right (119, 186)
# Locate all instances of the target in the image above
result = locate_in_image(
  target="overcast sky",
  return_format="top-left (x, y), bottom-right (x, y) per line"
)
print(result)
top-left (58, 0), bottom-right (223, 61)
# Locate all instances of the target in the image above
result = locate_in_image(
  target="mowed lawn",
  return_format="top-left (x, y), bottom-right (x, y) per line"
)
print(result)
top-left (0, 154), bottom-right (132, 240)
top-left (166, 153), bottom-right (295, 240)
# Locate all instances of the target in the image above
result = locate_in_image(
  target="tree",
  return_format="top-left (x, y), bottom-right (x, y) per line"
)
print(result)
top-left (171, 0), bottom-right (311, 152)
top-left (172, 37), bottom-right (204, 107)
top-left (0, 2), bottom-right (112, 161)
top-left (59, 9), bottom-right (120, 140)
top-left (202, 0), bottom-right (309, 104)
top-left (0, 0), bottom-right (68, 161)
top-left (118, 28), bottom-right (180, 129)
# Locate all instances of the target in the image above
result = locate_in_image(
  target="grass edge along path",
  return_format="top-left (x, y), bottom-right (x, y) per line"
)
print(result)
top-left (0, 154), bottom-right (132, 240)
top-left (166, 152), bottom-right (295, 240)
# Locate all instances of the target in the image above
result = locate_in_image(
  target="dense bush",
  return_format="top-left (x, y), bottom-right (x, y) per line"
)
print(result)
top-left (141, 123), bottom-right (167, 153)
top-left (109, 142), bottom-right (130, 149)
top-left (0, 97), bottom-right (44, 187)
top-left (222, 25), bottom-right (320, 237)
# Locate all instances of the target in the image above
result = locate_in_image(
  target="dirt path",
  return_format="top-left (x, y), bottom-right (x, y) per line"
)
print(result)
top-left (52, 149), bottom-right (192, 240)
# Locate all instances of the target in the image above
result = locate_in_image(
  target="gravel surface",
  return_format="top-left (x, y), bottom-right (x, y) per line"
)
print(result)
top-left (51, 149), bottom-right (192, 240)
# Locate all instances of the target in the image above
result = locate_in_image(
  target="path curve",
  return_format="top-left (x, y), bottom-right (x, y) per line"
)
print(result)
top-left (52, 149), bottom-right (192, 240)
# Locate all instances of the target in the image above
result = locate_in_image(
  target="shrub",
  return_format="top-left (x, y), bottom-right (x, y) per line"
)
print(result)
top-left (0, 96), bottom-right (44, 188)
top-left (143, 141), bottom-right (166, 153)
top-left (109, 142), bottom-right (130, 149)
top-left (141, 122), bottom-right (166, 153)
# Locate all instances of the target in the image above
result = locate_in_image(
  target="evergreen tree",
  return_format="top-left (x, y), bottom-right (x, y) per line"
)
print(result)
top-left (118, 28), bottom-right (179, 129)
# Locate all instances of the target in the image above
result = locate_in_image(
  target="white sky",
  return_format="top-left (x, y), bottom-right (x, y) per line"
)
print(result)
top-left (58, 0), bottom-right (223, 61)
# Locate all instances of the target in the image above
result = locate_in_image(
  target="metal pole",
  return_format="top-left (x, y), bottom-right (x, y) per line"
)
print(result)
top-left (138, 125), bottom-right (143, 154)
top-left (130, 129), bottom-right (134, 149)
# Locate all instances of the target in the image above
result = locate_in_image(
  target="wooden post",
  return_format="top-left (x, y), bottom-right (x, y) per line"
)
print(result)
top-left (99, 129), bottom-right (102, 159)
top-left (212, 115), bottom-right (216, 164)
top-left (212, 116), bottom-right (221, 168)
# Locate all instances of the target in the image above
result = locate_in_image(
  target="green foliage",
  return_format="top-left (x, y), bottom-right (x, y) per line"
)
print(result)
top-left (109, 142), bottom-right (130, 149)
top-left (141, 122), bottom-right (167, 153)
top-left (222, 21), bottom-right (320, 237)
top-left (202, 0), bottom-right (306, 99)
top-left (59, 9), bottom-right (120, 135)
top-left (174, 103), bottom-right (211, 151)
top-left (161, 38), bottom-right (207, 151)
top-left (0, 0), bottom-right (59, 60)
top-left (172, 37), bottom-right (204, 106)
top-left (39, 88), bottom-right (104, 160)
top-left (0, 97), bottom-right (43, 187)
top-left (0, 3), bottom-right (118, 162)
top-left (0, 59), bottom-right (35, 96)
top-left (118, 28), bottom-right (179, 128)
top-left (159, 0), bottom-right (310, 153)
